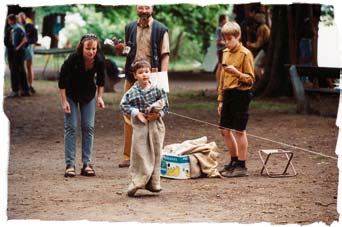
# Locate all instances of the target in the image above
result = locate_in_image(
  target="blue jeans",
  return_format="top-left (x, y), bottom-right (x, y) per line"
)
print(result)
top-left (64, 97), bottom-right (95, 166)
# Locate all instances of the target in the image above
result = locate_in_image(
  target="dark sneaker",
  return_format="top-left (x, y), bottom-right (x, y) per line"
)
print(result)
top-left (223, 166), bottom-right (248, 178)
top-left (29, 86), bottom-right (36, 94)
top-left (6, 91), bottom-right (19, 98)
top-left (219, 160), bottom-right (237, 174)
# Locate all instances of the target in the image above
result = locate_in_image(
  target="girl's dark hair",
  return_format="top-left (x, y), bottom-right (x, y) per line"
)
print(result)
top-left (131, 58), bottom-right (151, 73)
top-left (76, 33), bottom-right (101, 54)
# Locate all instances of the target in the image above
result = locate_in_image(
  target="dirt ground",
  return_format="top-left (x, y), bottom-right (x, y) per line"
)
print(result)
top-left (2, 70), bottom-right (340, 225)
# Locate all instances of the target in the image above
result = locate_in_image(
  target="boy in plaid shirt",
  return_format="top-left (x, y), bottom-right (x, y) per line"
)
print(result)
top-left (120, 59), bottom-right (168, 197)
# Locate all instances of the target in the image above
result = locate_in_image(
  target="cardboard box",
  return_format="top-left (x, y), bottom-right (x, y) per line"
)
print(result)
top-left (160, 154), bottom-right (191, 179)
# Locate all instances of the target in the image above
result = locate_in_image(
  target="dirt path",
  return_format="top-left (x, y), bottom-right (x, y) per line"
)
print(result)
top-left (2, 73), bottom-right (340, 225)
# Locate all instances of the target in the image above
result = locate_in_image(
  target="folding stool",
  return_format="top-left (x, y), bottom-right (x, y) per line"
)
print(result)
top-left (258, 149), bottom-right (297, 178)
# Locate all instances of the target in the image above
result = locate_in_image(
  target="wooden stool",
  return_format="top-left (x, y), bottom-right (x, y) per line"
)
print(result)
top-left (258, 149), bottom-right (297, 178)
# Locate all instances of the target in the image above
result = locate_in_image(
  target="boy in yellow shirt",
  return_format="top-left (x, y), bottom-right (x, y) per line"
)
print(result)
top-left (217, 21), bottom-right (255, 177)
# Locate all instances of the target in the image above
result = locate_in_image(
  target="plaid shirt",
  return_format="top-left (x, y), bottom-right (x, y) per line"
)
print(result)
top-left (120, 81), bottom-right (168, 118)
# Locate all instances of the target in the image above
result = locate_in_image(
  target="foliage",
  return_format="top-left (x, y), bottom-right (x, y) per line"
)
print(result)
top-left (154, 4), bottom-right (232, 53)
top-left (34, 5), bottom-right (75, 18)
top-left (320, 5), bottom-right (334, 26)
top-left (68, 5), bottom-right (120, 45)
top-left (95, 4), bottom-right (136, 25)
top-left (34, 5), bottom-right (75, 33)
top-left (98, 4), bottom-right (233, 60)
top-left (33, 4), bottom-right (232, 62)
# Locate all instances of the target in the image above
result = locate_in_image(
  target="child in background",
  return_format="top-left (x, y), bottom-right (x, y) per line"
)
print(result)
top-left (120, 59), bottom-right (169, 197)
top-left (217, 21), bottom-right (255, 177)
top-left (215, 14), bottom-right (228, 85)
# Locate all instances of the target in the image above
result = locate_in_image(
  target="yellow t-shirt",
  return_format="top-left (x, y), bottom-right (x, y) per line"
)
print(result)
top-left (217, 43), bottom-right (255, 102)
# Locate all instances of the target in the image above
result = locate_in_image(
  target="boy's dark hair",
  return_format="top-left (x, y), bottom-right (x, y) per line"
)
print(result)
top-left (131, 58), bottom-right (151, 73)
top-left (218, 14), bottom-right (227, 24)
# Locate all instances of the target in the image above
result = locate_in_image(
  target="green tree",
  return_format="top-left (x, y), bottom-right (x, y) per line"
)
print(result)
top-left (69, 5), bottom-right (120, 44)
top-left (154, 4), bottom-right (232, 59)
top-left (33, 4), bottom-right (233, 62)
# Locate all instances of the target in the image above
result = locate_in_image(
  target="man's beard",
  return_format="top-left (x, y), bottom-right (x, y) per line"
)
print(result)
top-left (138, 13), bottom-right (151, 20)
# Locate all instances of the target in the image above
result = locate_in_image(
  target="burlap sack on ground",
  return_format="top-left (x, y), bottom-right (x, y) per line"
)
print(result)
top-left (128, 117), bottom-right (165, 192)
top-left (163, 136), bottom-right (221, 178)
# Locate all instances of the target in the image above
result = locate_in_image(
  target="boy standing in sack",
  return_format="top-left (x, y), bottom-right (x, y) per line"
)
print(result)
top-left (217, 21), bottom-right (255, 177)
top-left (120, 59), bottom-right (168, 197)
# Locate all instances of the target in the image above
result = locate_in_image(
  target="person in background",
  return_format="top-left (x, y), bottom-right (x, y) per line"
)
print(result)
top-left (51, 15), bottom-right (62, 48)
top-left (5, 14), bottom-right (30, 98)
top-left (120, 58), bottom-right (168, 197)
top-left (113, 5), bottom-right (170, 168)
top-left (247, 13), bottom-right (270, 79)
top-left (104, 58), bottom-right (121, 92)
top-left (18, 12), bottom-right (38, 94)
top-left (215, 14), bottom-right (228, 85)
top-left (58, 34), bottom-right (105, 177)
top-left (239, 6), bottom-right (258, 53)
top-left (217, 21), bottom-right (255, 178)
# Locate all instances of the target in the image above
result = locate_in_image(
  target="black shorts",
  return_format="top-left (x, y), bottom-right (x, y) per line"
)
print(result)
top-left (219, 89), bottom-right (252, 131)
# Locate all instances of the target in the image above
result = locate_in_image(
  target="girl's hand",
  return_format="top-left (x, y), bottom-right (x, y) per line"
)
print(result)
top-left (145, 112), bottom-right (160, 121)
top-left (63, 100), bottom-right (71, 113)
top-left (136, 112), bottom-right (148, 125)
top-left (217, 102), bottom-right (223, 116)
top-left (97, 97), bottom-right (105, 109)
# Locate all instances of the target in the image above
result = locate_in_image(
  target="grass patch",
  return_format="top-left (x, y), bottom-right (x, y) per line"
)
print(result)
top-left (31, 54), bottom-right (201, 73)
top-left (102, 92), bottom-right (122, 110)
top-left (3, 79), bottom-right (58, 96)
top-left (168, 59), bottom-right (202, 71)
top-left (250, 99), bottom-right (296, 113)
top-left (172, 101), bottom-right (217, 110)
top-left (168, 90), bottom-right (217, 110)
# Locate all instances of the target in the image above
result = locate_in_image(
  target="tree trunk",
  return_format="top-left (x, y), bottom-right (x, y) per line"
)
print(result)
top-left (253, 4), bottom-right (321, 97)
top-left (253, 6), bottom-right (290, 97)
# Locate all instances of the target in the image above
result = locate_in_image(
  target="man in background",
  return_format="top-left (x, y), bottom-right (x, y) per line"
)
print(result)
top-left (113, 5), bottom-right (170, 168)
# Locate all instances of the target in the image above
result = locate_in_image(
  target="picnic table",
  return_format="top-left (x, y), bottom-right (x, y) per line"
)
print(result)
top-left (287, 64), bottom-right (341, 113)
top-left (34, 48), bottom-right (74, 78)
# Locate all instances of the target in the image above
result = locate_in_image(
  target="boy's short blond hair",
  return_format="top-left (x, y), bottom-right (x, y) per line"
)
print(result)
top-left (221, 21), bottom-right (241, 38)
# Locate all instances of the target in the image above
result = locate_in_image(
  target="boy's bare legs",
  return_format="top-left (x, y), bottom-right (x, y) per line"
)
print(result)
top-left (220, 129), bottom-right (238, 174)
top-left (235, 130), bottom-right (248, 161)
top-left (221, 129), bottom-right (249, 177)
top-left (221, 129), bottom-right (238, 157)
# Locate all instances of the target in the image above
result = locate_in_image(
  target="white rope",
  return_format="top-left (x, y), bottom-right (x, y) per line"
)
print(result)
top-left (169, 111), bottom-right (338, 160)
